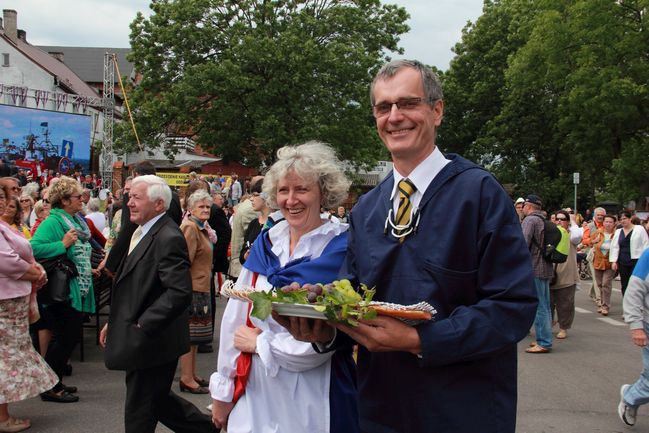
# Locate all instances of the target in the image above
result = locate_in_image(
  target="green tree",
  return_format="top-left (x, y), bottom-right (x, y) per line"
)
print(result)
top-left (443, 0), bottom-right (649, 211)
top-left (119, 0), bottom-right (409, 167)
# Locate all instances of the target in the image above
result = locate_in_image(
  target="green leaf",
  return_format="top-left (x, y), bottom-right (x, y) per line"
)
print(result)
top-left (249, 292), bottom-right (273, 320)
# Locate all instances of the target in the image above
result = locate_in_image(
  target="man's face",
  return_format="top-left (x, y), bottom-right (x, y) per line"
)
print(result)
top-left (124, 180), bottom-right (132, 194)
top-left (515, 203), bottom-right (524, 213)
top-left (128, 182), bottom-right (164, 225)
top-left (522, 202), bottom-right (535, 216)
top-left (81, 191), bottom-right (90, 204)
top-left (595, 210), bottom-right (605, 223)
top-left (372, 67), bottom-right (443, 166)
top-left (337, 206), bottom-right (345, 217)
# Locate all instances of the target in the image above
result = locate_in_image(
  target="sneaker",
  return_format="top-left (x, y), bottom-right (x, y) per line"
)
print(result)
top-left (618, 384), bottom-right (637, 426)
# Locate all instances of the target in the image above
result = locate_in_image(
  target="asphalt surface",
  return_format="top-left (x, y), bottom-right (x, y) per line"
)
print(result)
top-left (11, 279), bottom-right (647, 433)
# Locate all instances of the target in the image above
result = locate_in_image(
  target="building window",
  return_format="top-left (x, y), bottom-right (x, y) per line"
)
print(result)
top-left (1, 53), bottom-right (9, 67)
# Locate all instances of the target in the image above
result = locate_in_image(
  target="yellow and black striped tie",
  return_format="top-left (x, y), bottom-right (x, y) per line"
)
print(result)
top-left (395, 178), bottom-right (417, 241)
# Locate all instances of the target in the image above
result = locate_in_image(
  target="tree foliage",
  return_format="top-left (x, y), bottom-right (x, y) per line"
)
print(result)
top-left (119, 0), bottom-right (409, 167)
top-left (441, 0), bottom-right (649, 211)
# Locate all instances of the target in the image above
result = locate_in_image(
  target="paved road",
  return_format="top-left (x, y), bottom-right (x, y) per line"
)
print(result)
top-left (12, 280), bottom-right (646, 432)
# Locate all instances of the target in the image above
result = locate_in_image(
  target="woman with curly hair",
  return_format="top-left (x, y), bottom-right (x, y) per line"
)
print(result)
top-left (30, 176), bottom-right (95, 403)
top-left (210, 141), bottom-right (358, 432)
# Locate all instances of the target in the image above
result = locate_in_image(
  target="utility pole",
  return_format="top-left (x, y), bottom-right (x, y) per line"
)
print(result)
top-left (573, 172), bottom-right (579, 213)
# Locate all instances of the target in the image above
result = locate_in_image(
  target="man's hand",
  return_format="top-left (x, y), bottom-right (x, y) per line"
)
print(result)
top-left (631, 328), bottom-right (647, 347)
top-left (99, 323), bottom-right (108, 348)
top-left (97, 255), bottom-right (114, 278)
top-left (612, 262), bottom-right (618, 272)
top-left (211, 399), bottom-right (235, 430)
top-left (233, 325), bottom-right (262, 353)
top-left (271, 312), bottom-right (335, 344)
top-left (334, 316), bottom-right (422, 355)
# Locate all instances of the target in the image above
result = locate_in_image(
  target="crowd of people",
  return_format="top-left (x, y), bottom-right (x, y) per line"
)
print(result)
top-left (516, 194), bottom-right (649, 426)
top-left (2, 58), bottom-right (649, 433)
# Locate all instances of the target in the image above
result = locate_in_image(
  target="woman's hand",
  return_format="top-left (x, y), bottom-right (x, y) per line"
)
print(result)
top-left (233, 325), bottom-right (262, 353)
top-left (33, 263), bottom-right (48, 289)
top-left (211, 399), bottom-right (235, 430)
top-left (62, 229), bottom-right (78, 248)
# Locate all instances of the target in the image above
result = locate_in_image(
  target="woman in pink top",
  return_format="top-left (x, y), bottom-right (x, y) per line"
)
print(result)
top-left (0, 183), bottom-right (58, 433)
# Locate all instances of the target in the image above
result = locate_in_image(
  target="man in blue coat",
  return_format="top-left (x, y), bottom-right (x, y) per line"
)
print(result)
top-left (277, 59), bottom-right (537, 433)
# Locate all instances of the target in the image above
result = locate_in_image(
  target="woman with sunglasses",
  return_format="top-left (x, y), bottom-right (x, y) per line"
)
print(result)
top-left (30, 177), bottom-right (96, 403)
top-left (19, 195), bottom-right (34, 229)
top-left (610, 210), bottom-right (649, 296)
top-left (549, 210), bottom-right (582, 339)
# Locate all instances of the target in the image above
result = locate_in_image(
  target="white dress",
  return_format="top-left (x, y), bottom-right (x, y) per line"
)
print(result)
top-left (210, 219), bottom-right (348, 433)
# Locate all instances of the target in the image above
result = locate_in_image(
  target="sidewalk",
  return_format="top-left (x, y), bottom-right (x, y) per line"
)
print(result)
top-left (11, 297), bottom-right (228, 433)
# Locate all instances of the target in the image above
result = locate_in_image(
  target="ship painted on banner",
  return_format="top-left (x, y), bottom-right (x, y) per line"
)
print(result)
top-left (0, 104), bottom-right (92, 179)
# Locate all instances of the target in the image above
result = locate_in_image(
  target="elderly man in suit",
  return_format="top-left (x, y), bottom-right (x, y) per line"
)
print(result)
top-left (100, 175), bottom-right (216, 433)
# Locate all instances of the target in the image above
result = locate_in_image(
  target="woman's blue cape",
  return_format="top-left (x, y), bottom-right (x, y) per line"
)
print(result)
top-left (244, 228), bottom-right (349, 287)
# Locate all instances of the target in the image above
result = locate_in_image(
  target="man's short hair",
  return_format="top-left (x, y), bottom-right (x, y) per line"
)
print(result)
top-left (370, 59), bottom-right (443, 106)
top-left (133, 161), bottom-right (157, 176)
top-left (131, 175), bottom-right (171, 210)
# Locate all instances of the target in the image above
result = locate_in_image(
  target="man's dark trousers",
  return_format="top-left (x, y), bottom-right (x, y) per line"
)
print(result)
top-left (124, 359), bottom-right (217, 433)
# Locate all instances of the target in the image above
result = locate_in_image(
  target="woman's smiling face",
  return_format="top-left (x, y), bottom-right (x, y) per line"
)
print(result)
top-left (276, 170), bottom-right (322, 238)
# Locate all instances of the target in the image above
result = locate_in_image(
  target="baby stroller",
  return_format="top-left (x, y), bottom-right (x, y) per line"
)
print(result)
top-left (576, 251), bottom-right (592, 280)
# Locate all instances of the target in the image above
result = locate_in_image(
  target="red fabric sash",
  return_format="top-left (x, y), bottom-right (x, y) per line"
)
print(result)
top-left (232, 272), bottom-right (258, 403)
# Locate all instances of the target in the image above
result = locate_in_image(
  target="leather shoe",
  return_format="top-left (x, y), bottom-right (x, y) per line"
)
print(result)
top-left (525, 344), bottom-right (551, 354)
top-left (194, 376), bottom-right (209, 387)
top-left (40, 390), bottom-right (79, 403)
top-left (197, 344), bottom-right (213, 353)
top-left (61, 383), bottom-right (77, 393)
top-left (179, 380), bottom-right (209, 394)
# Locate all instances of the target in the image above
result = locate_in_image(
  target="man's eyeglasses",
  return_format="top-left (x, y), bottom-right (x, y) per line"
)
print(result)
top-left (556, 217), bottom-right (568, 221)
top-left (372, 97), bottom-right (432, 118)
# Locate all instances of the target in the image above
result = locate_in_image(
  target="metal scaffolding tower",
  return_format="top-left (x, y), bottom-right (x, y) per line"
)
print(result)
top-left (101, 53), bottom-right (115, 191)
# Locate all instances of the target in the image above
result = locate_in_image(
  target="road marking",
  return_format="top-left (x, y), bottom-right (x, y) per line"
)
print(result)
top-left (597, 317), bottom-right (626, 327)
top-left (575, 307), bottom-right (593, 314)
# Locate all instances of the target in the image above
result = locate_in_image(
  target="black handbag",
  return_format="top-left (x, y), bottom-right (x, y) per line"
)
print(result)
top-left (38, 255), bottom-right (79, 303)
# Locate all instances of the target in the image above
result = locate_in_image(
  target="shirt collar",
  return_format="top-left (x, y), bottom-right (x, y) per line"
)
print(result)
top-left (139, 212), bottom-right (165, 237)
top-left (390, 146), bottom-right (450, 200)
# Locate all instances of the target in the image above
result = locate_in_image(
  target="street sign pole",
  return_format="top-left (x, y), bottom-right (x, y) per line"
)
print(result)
top-left (573, 172), bottom-right (580, 213)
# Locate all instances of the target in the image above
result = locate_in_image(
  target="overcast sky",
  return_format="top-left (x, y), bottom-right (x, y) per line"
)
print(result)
top-left (2, 0), bottom-right (484, 71)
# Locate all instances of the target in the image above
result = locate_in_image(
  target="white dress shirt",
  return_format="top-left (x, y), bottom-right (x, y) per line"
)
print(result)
top-left (390, 146), bottom-right (451, 215)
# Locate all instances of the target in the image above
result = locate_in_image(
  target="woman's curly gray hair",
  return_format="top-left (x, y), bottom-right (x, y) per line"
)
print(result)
top-left (263, 141), bottom-right (351, 209)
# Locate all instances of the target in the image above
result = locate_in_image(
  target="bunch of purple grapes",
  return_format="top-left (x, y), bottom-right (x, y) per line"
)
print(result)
top-left (278, 281), bottom-right (334, 303)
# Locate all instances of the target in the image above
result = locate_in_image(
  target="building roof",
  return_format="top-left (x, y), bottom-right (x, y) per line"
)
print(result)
top-left (36, 46), bottom-right (134, 83)
top-left (0, 32), bottom-right (99, 99)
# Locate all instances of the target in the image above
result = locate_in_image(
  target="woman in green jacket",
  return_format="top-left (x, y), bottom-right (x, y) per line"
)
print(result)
top-left (31, 176), bottom-right (95, 403)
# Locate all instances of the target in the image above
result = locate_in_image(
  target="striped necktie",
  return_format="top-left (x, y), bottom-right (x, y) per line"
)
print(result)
top-left (395, 178), bottom-right (417, 241)
top-left (128, 226), bottom-right (143, 255)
